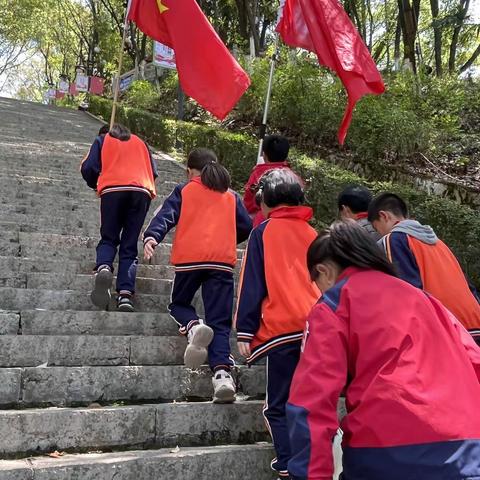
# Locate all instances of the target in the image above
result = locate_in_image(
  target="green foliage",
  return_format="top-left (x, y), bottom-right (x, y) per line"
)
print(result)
top-left (124, 81), bottom-right (160, 111)
top-left (89, 96), bottom-right (480, 286)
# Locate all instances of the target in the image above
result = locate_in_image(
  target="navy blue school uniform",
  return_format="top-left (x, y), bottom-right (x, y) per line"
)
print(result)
top-left (81, 133), bottom-right (157, 294)
top-left (143, 177), bottom-right (252, 370)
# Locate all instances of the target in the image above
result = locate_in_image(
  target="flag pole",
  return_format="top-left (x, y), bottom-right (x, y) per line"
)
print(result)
top-left (110, 6), bottom-right (130, 129)
top-left (256, 34), bottom-right (280, 164)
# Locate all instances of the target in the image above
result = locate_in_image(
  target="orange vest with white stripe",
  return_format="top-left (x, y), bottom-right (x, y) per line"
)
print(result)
top-left (97, 134), bottom-right (156, 197)
top-left (170, 178), bottom-right (238, 267)
top-left (408, 237), bottom-right (480, 330)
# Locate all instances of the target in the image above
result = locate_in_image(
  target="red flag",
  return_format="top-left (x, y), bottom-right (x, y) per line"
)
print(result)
top-left (89, 76), bottom-right (105, 95)
top-left (127, 0), bottom-right (250, 120)
top-left (69, 83), bottom-right (78, 96)
top-left (276, 0), bottom-right (385, 144)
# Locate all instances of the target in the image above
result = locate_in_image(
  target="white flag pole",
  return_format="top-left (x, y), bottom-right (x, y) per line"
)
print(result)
top-left (256, 33), bottom-right (280, 165)
top-left (110, 3), bottom-right (131, 129)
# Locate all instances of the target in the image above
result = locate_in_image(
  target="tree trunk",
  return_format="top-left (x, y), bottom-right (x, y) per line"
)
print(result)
top-left (429, 0), bottom-right (443, 76)
top-left (344, 0), bottom-right (365, 43)
top-left (448, 0), bottom-right (470, 73)
top-left (460, 43), bottom-right (480, 73)
top-left (394, 11), bottom-right (402, 69)
top-left (234, 0), bottom-right (249, 41)
top-left (244, 0), bottom-right (260, 56)
top-left (397, 0), bottom-right (420, 72)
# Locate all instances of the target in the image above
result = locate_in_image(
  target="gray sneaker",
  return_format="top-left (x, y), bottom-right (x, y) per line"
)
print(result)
top-left (212, 369), bottom-right (236, 404)
top-left (90, 267), bottom-right (113, 309)
top-left (184, 321), bottom-right (214, 369)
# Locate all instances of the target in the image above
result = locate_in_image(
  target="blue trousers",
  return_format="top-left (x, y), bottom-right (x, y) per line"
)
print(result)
top-left (265, 342), bottom-right (301, 478)
top-left (168, 269), bottom-right (234, 371)
top-left (96, 191), bottom-right (151, 293)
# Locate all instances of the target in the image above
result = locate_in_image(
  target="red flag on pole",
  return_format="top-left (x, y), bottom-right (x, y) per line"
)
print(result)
top-left (127, 0), bottom-right (250, 120)
top-left (89, 76), bottom-right (105, 95)
top-left (276, 0), bottom-right (385, 144)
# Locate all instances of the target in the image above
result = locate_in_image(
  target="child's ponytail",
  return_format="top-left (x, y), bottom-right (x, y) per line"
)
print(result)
top-left (187, 148), bottom-right (231, 193)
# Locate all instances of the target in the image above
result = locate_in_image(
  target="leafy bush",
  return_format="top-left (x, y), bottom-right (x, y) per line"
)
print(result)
top-left (124, 80), bottom-right (160, 111)
top-left (89, 96), bottom-right (480, 286)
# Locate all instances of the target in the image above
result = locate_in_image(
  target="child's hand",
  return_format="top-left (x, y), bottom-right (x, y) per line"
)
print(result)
top-left (143, 239), bottom-right (158, 261)
top-left (237, 342), bottom-right (251, 358)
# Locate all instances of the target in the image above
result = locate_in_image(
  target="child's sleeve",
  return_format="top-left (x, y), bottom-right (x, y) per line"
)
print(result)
top-left (234, 193), bottom-right (253, 244)
top-left (234, 226), bottom-right (267, 342)
top-left (429, 295), bottom-right (480, 382)
top-left (287, 303), bottom-right (348, 480)
top-left (143, 184), bottom-right (183, 244)
top-left (80, 136), bottom-right (104, 190)
top-left (146, 144), bottom-right (159, 180)
top-left (243, 170), bottom-right (260, 216)
top-left (382, 232), bottom-right (422, 288)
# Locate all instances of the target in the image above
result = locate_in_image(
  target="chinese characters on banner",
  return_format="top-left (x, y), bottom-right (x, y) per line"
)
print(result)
top-left (58, 79), bottom-right (69, 94)
top-left (75, 73), bottom-right (89, 92)
top-left (153, 41), bottom-right (176, 70)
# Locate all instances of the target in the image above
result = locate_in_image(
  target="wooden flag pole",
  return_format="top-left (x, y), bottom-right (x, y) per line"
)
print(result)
top-left (110, 8), bottom-right (130, 129)
top-left (256, 34), bottom-right (280, 164)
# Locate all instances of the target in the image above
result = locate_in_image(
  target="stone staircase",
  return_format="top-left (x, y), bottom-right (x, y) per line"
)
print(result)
top-left (0, 97), bottom-right (274, 479)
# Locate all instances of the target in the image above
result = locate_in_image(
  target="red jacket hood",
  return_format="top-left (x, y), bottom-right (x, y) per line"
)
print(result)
top-left (268, 206), bottom-right (313, 222)
top-left (252, 161), bottom-right (289, 175)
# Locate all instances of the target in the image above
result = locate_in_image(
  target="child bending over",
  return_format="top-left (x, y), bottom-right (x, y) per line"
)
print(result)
top-left (287, 221), bottom-right (480, 480)
top-left (235, 169), bottom-right (319, 479)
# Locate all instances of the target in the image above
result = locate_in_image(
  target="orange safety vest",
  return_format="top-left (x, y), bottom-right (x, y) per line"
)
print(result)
top-left (97, 134), bottom-right (156, 198)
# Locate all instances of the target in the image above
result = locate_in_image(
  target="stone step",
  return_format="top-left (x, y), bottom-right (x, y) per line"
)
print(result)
top-left (0, 335), bottom-right (185, 367)
top-left (14, 233), bottom-right (242, 265)
top-left (0, 161), bottom-right (183, 177)
top-left (0, 401), bottom-right (268, 458)
top-left (11, 234), bottom-right (178, 264)
top-left (26, 273), bottom-right (173, 295)
top-left (0, 177), bottom-right (180, 196)
top-left (0, 256), bottom-right (175, 280)
top-left (0, 365), bottom-right (264, 407)
top-left (0, 192), bottom-right (170, 212)
top-left (0, 214), bottom-right (101, 236)
top-left (0, 444), bottom-right (275, 480)
top-left (0, 287), bottom-right (176, 313)
top-left (16, 310), bottom-right (178, 336)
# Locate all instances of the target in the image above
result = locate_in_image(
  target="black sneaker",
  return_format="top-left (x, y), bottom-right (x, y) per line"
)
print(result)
top-left (90, 267), bottom-right (113, 309)
top-left (117, 294), bottom-right (135, 312)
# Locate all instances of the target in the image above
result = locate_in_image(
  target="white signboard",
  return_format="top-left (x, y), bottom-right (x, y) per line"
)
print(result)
top-left (153, 41), bottom-right (176, 70)
top-left (75, 73), bottom-right (89, 92)
top-left (58, 79), bottom-right (69, 94)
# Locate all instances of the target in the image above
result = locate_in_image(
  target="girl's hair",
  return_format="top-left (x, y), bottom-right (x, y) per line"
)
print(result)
top-left (307, 221), bottom-right (396, 281)
top-left (255, 169), bottom-right (304, 208)
top-left (187, 148), bottom-right (231, 193)
top-left (109, 123), bottom-right (131, 141)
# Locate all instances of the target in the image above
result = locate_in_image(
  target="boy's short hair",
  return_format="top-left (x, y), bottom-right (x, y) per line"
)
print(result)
top-left (338, 185), bottom-right (373, 214)
top-left (256, 169), bottom-right (304, 208)
top-left (262, 135), bottom-right (290, 162)
top-left (368, 193), bottom-right (409, 222)
top-left (98, 125), bottom-right (110, 136)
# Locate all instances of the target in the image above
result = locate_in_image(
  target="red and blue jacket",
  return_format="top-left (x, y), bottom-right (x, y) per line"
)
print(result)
top-left (287, 266), bottom-right (480, 480)
top-left (81, 133), bottom-right (158, 198)
top-left (234, 206), bottom-right (319, 363)
top-left (143, 177), bottom-right (252, 272)
top-left (380, 220), bottom-right (480, 341)
top-left (243, 162), bottom-right (300, 227)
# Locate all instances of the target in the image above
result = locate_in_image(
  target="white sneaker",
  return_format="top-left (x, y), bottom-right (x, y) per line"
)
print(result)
top-left (212, 369), bottom-right (236, 404)
top-left (184, 321), bottom-right (214, 369)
